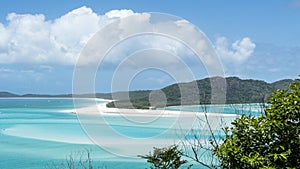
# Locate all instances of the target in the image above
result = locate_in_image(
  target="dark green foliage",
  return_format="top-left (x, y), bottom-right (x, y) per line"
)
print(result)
top-left (225, 77), bottom-right (271, 103)
top-left (139, 145), bottom-right (191, 169)
top-left (107, 77), bottom-right (293, 109)
top-left (1, 77), bottom-right (293, 109)
top-left (106, 98), bottom-right (151, 109)
top-left (213, 78), bottom-right (300, 168)
top-left (271, 79), bottom-right (294, 90)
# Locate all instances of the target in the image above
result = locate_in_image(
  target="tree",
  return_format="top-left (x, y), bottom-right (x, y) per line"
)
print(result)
top-left (139, 145), bottom-right (191, 169)
top-left (213, 77), bottom-right (300, 168)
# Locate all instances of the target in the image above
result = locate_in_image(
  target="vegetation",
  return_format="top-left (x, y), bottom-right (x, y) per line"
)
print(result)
top-left (138, 77), bottom-right (299, 168)
top-left (213, 77), bottom-right (300, 168)
top-left (139, 145), bottom-right (192, 169)
top-left (4, 76), bottom-right (297, 168)
top-left (107, 77), bottom-right (293, 109)
top-left (0, 77), bottom-right (293, 109)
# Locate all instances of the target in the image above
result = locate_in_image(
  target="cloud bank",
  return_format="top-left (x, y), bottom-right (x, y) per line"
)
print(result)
top-left (0, 6), bottom-right (135, 65)
top-left (0, 6), bottom-right (255, 67)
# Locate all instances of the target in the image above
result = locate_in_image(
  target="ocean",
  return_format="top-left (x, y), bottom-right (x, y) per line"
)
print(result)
top-left (0, 98), bottom-right (263, 169)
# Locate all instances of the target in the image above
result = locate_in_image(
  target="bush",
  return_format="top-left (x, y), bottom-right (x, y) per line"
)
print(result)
top-left (213, 77), bottom-right (300, 168)
top-left (139, 145), bottom-right (192, 169)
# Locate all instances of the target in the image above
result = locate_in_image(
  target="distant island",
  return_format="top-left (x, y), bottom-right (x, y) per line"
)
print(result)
top-left (0, 92), bottom-right (112, 99)
top-left (0, 77), bottom-right (293, 109)
top-left (106, 76), bottom-right (293, 109)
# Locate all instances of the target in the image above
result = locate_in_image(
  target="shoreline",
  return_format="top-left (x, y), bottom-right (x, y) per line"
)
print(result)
top-left (63, 103), bottom-right (240, 117)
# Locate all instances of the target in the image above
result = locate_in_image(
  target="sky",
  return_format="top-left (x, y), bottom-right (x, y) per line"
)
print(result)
top-left (0, 0), bottom-right (299, 94)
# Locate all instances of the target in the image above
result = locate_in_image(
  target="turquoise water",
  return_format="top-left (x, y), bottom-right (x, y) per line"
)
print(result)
top-left (0, 98), bottom-right (150, 169)
top-left (163, 103), bottom-right (264, 116)
top-left (0, 98), bottom-right (262, 169)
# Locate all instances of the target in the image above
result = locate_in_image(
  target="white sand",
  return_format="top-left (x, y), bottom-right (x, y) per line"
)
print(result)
top-left (64, 103), bottom-right (240, 118)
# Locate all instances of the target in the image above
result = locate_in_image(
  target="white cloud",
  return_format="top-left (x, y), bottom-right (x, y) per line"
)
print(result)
top-left (105, 9), bottom-right (134, 18)
top-left (1, 7), bottom-right (192, 66)
top-left (0, 5), bottom-right (227, 78)
top-left (102, 35), bottom-right (193, 68)
top-left (0, 6), bottom-right (137, 65)
top-left (75, 11), bottom-right (221, 78)
top-left (215, 36), bottom-right (256, 64)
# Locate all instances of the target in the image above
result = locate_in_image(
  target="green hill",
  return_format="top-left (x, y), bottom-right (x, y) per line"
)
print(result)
top-left (0, 77), bottom-right (293, 109)
top-left (107, 77), bottom-right (293, 109)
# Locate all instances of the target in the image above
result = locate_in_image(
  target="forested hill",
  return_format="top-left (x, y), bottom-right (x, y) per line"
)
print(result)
top-left (222, 77), bottom-right (292, 103)
top-left (106, 77), bottom-right (293, 109)
top-left (0, 92), bottom-right (19, 97)
top-left (0, 77), bottom-right (294, 109)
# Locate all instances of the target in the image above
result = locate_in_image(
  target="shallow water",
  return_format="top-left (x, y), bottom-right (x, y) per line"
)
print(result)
top-left (0, 98), bottom-right (150, 169)
top-left (0, 98), bottom-right (261, 169)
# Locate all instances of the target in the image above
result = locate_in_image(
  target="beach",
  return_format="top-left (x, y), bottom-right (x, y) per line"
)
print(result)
top-left (64, 102), bottom-right (241, 117)
top-left (0, 98), bottom-right (244, 168)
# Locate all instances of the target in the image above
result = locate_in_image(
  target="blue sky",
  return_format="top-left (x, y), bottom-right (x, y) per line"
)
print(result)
top-left (0, 0), bottom-right (299, 94)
